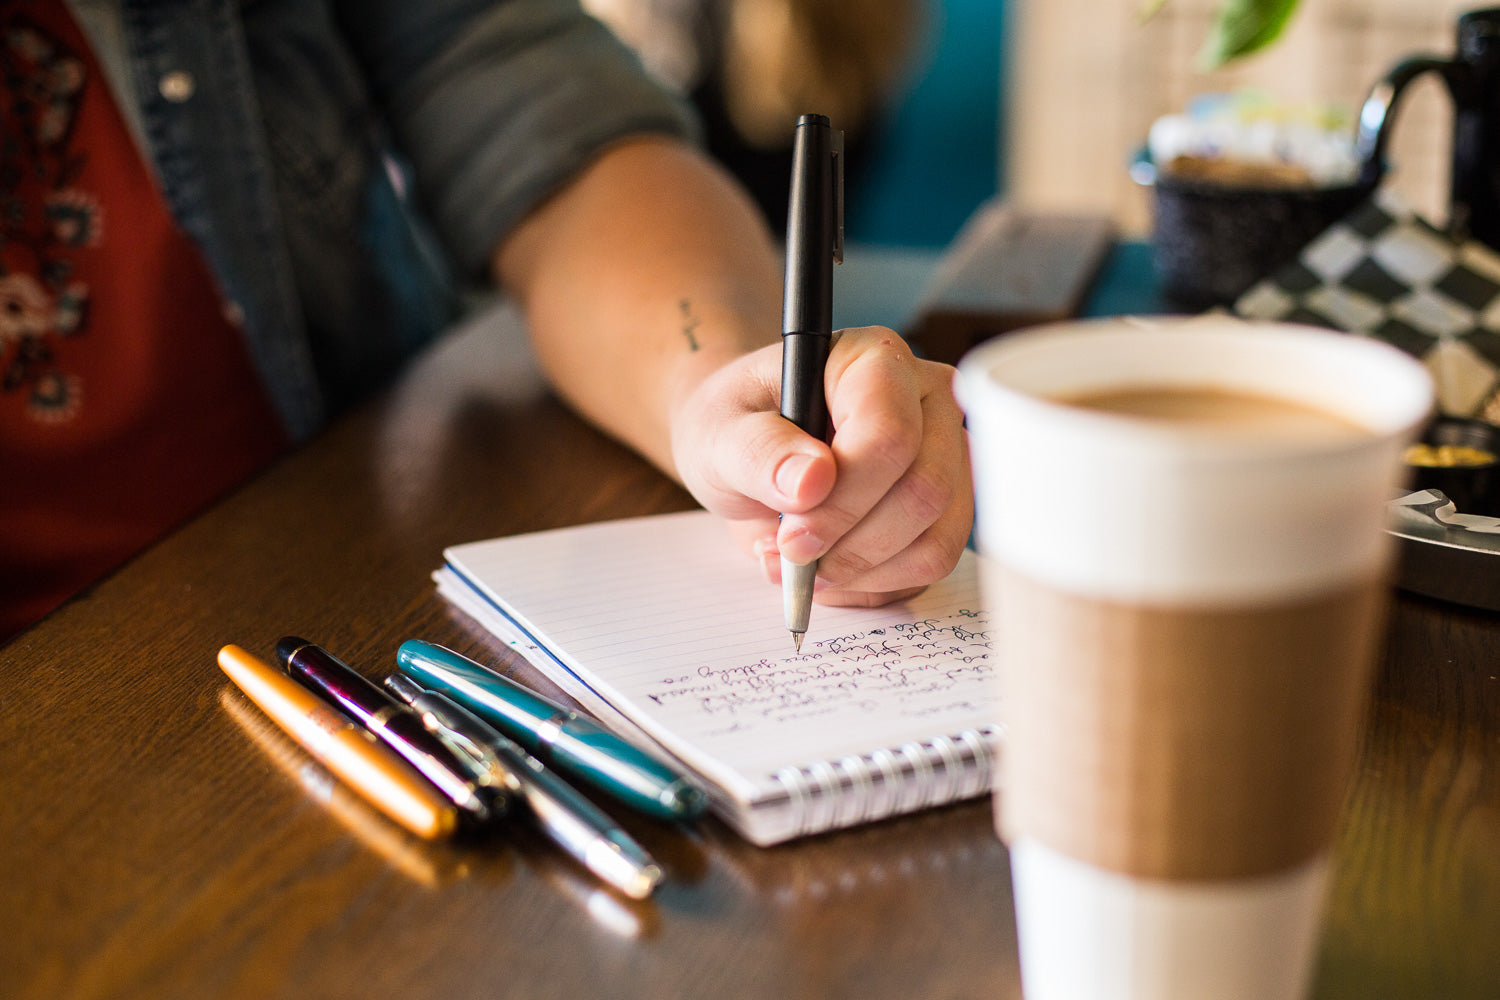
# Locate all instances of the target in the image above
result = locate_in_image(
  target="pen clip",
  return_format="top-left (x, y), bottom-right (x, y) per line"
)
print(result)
top-left (831, 128), bottom-right (845, 265)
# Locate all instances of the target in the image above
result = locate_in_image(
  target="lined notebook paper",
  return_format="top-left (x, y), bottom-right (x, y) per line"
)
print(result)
top-left (434, 510), bottom-right (999, 845)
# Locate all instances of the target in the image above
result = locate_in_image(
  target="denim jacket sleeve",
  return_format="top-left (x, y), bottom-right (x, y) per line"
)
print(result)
top-left (333, 0), bottom-right (700, 280)
top-left (103, 0), bottom-right (695, 440)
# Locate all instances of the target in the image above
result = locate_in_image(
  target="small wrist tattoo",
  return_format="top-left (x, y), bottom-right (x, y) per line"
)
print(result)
top-left (679, 299), bottom-right (701, 351)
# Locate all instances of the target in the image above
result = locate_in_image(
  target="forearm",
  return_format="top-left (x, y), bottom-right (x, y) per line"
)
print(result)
top-left (494, 136), bottom-right (783, 477)
top-left (495, 133), bottom-right (971, 607)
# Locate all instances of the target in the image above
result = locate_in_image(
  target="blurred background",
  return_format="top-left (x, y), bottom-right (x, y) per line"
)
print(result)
top-left (584, 0), bottom-right (1478, 245)
top-left (1011, 0), bottom-right (1475, 235)
top-left (582, 0), bottom-right (1002, 247)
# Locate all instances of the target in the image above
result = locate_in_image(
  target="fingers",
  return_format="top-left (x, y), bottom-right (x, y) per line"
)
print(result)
top-left (723, 412), bottom-right (837, 515)
top-left (672, 327), bottom-right (973, 609)
top-left (670, 342), bottom-right (837, 524)
top-left (726, 517), bottom-right (785, 584)
top-left (774, 328), bottom-right (972, 599)
top-left (774, 332), bottom-right (924, 563)
top-left (814, 393), bottom-right (974, 597)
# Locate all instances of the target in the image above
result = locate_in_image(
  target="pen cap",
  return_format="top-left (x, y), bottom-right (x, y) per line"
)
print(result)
top-left (782, 113), bottom-right (841, 336)
top-left (277, 637), bottom-right (496, 824)
top-left (396, 640), bottom-right (562, 742)
top-left (397, 640), bottom-right (709, 822)
top-left (217, 645), bottom-right (459, 840)
top-left (277, 636), bottom-right (389, 729)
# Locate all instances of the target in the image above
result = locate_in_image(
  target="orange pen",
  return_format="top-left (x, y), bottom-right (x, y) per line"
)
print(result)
top-left (218, 644), bottom-right (458, 840)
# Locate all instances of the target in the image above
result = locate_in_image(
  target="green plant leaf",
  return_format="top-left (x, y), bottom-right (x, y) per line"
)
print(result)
top-left (1197, 0), bottom-right (1302, 68)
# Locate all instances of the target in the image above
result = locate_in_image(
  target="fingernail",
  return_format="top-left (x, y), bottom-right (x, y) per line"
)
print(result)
top-left (779, 526), bottom-right (824, 565)
top-left (752, 535), bottom-right (779, 581)
top-left (774, 453), bottom-right (817, 499)
top-left (760, 549), bottom-right (781, 583)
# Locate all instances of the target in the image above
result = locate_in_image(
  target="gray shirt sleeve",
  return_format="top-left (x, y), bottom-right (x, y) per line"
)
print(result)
top-left (336, 0), bottom-right (701, 279)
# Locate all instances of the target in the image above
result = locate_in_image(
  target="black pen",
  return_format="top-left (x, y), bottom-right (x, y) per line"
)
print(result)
top-left (275, 637), bottom-right (504, 826)
top-left (780, 112), bottom-right (843, 651)
top-left (384, 673), bottom-right (664, 899)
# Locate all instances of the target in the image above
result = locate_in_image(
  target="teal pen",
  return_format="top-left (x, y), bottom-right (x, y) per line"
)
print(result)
top-left (396, 640), bottom-right (709, 822)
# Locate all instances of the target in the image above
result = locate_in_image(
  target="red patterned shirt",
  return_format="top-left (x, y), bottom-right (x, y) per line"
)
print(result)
top-left (1, 0), bottom-right (288, 639)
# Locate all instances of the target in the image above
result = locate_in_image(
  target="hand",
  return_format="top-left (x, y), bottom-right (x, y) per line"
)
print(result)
top-left (670, 326), bottom-right (973, 607)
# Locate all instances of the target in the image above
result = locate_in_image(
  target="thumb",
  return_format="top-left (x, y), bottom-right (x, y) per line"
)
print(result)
top-left (679, 409), bottom-right (837, 521)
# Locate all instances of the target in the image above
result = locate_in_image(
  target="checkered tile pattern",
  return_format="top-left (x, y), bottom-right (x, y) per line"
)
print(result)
top-left (1234, 189), bottom-right (1500, 419)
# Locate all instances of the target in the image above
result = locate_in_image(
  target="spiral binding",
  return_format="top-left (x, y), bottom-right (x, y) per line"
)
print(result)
top-left (772, 725), bottom-right (1000, 839)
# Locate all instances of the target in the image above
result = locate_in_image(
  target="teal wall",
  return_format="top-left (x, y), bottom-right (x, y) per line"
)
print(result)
top-left (845, 0), bottom-right (1005, 247)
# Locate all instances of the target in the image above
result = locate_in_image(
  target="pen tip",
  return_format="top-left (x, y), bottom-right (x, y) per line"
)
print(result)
top-left (790, 631), bottom-right (804, 653)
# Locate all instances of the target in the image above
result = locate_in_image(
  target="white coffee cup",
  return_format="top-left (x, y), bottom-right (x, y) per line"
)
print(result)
top-left (955, 316), bottom-right (1433, 1000)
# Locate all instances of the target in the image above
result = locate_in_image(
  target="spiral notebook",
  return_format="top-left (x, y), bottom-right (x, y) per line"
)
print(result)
top-left (433, 510), bottom-right (999, 846)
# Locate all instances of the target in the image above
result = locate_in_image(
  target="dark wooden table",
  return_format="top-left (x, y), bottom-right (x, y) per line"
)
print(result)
top-left (4, 295), bottom-right (1499, 1000)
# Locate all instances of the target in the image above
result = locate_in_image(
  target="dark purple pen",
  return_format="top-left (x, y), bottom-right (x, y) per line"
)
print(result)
top-left (275, 637), bottom-right (501, 825)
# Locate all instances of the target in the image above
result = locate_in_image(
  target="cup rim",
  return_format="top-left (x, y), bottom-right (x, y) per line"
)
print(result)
top-left (954, 316), bottom-right (1435, 456)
